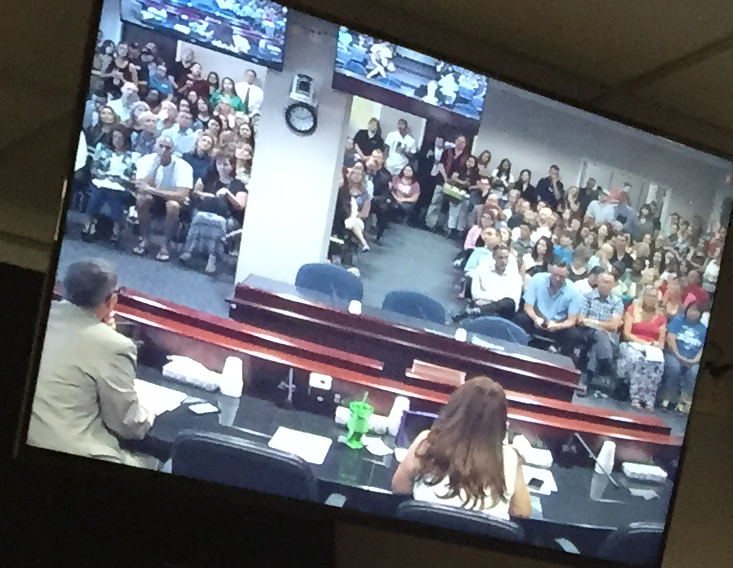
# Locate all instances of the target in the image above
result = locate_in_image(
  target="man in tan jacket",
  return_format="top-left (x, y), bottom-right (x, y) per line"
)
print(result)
top-left (27, 259), bottom-right (158, 468)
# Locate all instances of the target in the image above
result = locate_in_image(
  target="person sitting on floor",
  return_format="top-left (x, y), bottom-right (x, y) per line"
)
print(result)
top-left (133, 135), bottom-right (194, 261)
top-left (454, 245), bottom-right (522, 322)
top-left (179, 153), bottom-right (247, 275)
top-left (27, 260), bottom-right (158, 469)
top-left (514, 259), bottom-right (584, 362)
top-left (576, 271), bottom-right (624, 395)
top-left (82, 124), bottom-right (137, 244)
top-left (392, 376), bottom-right (531, 520)
top-left (659, 301), bottom-right (706, 414)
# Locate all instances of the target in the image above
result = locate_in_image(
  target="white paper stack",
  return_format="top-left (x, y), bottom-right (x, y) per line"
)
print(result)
top-left (622, 462), bottom-right (668, 483)
top-left (268, 427), bottom-right (332, 465)
top-left (134, 379), bottom-right (188, 416)
top-left (162, 356), bottom-right (221, 391)
top-left (512, 435), bottom-right (554, 468)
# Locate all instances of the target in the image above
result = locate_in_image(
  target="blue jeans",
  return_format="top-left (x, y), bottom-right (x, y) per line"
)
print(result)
top-left (662, 351), bottom-right (700, 401)
top-left (85, 186), bottom-right (128, 222)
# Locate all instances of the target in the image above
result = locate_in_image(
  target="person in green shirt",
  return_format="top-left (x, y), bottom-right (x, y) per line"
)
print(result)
top-left (210, 76), bottom-right (243, 111)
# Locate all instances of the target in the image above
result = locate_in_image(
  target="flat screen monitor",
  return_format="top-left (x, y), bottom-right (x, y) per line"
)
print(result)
top-left (120, 0), bottom-right (288, 70)
top-left (333, 26), bottom-right (488, 121)
top-left (14, 0), bottom-right (733, 566)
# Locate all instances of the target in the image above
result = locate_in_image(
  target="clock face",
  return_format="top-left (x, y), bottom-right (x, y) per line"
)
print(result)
top-left (285, 102), bottom-right (317, 135)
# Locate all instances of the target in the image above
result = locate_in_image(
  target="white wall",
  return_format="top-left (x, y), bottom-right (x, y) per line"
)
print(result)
top-left (235, 12), bottom-right (352, 285)
top-left (474, 81), bottom-right (731, 224)
top-left (99, 0), bottom-right (122, 43)
top-left (176, 41), bottom-right (268, 90)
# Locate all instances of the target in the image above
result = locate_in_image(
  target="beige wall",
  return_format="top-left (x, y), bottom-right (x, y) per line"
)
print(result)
top-left (2, 0), bottom-right (733, 566)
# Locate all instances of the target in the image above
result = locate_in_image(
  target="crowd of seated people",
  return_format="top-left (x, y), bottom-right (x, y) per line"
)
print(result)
top-left (333, 125), bottom-right (723, 413)
top-left (77, 37), bottom-right (263, 274)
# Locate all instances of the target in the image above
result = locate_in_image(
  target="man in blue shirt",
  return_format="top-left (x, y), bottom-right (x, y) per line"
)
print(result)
top-left (514, 259), bottom-right (583, 362)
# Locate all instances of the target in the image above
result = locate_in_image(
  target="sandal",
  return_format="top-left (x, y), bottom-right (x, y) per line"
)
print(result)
top-left (156, 249), bottom-right (171, 262)
top-left (81, 223), bottom-right (97, 242)
top-left (133, 241), bottom-right (148, 255)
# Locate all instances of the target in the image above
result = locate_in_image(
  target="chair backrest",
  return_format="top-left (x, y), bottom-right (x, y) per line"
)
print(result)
top-left (171, 430), bottom-right (319, 502)
top-left (382, 290), bottom-right (446, 324)
top-left (596, 522), bottom-right (665, 566)
top-left (396, 501), bottom-right (525, 541)
top-left (464, 316), bottom-right (530, 346)
top-left (295, 263), bottom-right (363, 302)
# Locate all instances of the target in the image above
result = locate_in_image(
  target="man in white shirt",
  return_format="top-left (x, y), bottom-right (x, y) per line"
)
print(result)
top-left (133, 135), bottom-right (194, 261)
top-left (161, 112), bottom-right (197, 156)
top-left (235, 69), bottom-right (264, 117)
top-left (586, 188), bottom-right (616, 224)
top-left (454, 246), bottom-right (522, 322)
top-left (107, 82), bottom-right (138, 125)
top-left (575, 266), bottom-right (605, 295)
top-left (384, 119), bottom-right (417, 175)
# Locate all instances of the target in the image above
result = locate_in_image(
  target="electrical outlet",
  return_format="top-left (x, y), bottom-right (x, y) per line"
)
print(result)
top-left (691, 368), bottom-right (732, 418)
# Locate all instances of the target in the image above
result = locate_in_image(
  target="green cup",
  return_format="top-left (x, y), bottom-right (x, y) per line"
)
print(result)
top-left (345, 400), bottom-right (373, 449)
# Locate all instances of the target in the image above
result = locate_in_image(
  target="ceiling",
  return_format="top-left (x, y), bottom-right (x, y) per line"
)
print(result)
top-left (1, 0), bottom-right (733, 263)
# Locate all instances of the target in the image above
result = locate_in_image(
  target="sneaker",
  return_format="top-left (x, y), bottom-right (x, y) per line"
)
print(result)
top-left (361, 244), bottom-right (370, 252)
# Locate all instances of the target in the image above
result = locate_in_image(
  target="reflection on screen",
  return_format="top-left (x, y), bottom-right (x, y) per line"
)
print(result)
top-left (23, 0), bottom-right (732, 566)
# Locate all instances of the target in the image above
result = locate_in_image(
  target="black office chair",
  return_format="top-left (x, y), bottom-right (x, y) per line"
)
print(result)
top-left (295, 262), bottom-right (364, 302)
top-left (396, 501), bottom-right (525, 541)
top-left (596, 522), bottom-right (665, 565)
top-left (382, 290), bottom-right (446, 324)
top-left (171, 430), bottom-right (321, 501)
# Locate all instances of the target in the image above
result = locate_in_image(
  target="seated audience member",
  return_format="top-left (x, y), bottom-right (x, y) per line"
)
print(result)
top-left (454, 246), bottom-right (522, 322)
top-left (467, 175), bottom-right (491, 212)
top-left (588, 242), bottom-right (614, 271)
top-left (464, 227), bottom-right (508, 275)
top-left (182, 132), bottom-right (215, 184)
top-left (532, 165), bottom-right (564, 208)
top-left (455, 208), bottom-right (495, 270)
top-left (210, 76), bottom-right (243, 111)
top-left (425, 135), bottom-right (469, 231)
top-left (617, 286), bottom-right (667, 410)
top-left (389, 165), bottom-right (420, 219)
top-left (343, 137), bottom-right (358, 168)
top-left (83, 91), bottom-right (108, 131)
top-left (512, 222), bottom-right (533, 259)
top-left (702, 246), bottom-right (721, 294)
top-left (206, 71), bottom-right (219, 101)
top-left (586, 188), bottom-right (615, 224)
top-left (514, 260), bottom-right (583, 361)
top-left (577, 272), bottom-right (624, 392)
top-left (610, 261), bottom-right (629, 298)
top-left (161, 111), bottom-right (197, 156)
top-left (90, 40), bottom-right (115, 94)
top-left (514, 169), bottom-right (535, 202)
top-left (193, 98), bottom-right (212, 131)
top-left (522, 236), bottom-right (553, 279)
top-left (568, 247), bottom-right (589, 282)
top-left (235, 69), bottom-right (264, 117)
top-left (475, 149), bottom-right (492, 178)
top-left (133, 136), bottom-right (194, 261)
top-left (575, 265), bottom-right (605, 296)
top-left (129, 101), bottom-right (151, 133)
top-left (130, 111), bottom-right (158, 157)
top-left (627, 266), bottom-right (658, 299)
top-left (682, 269), bottom-right (710, 306)
top-left (144, 89), bottom-right (162, 114)
top-left (107, 82), bottom-right (138, 125)
top-left (101, 43), bottom-right (138, 99)
top-left (577, 178), bottom-right (597, 216)
top-left (490, 158), bottom-right (514, 197)
top-left (180, 153), bottom-right (247, 275)
top-left (86, 105), bottom-right (119, 152)
top-left (82, 124), bottom-right (137, 243)
top-left (337, 162), bottom-right (371, 252)
top-left (392, 376), bottom-right (531, 520)
top-left (611, 233), bottom-right (634, 272)
top-left (27, 260), bottom-right (157, 468)
top-left (235, 143), bottom-right (254, 185)
top-left (530, 207), bottom-right (554, 244)
top-left (660, 302), bottom-right (706, 413)
top-left (562, 186), bottom-right (581, 220)
top-left (205, 115), bottom-right (224, 143)
top-left (507, 198), bottom-right (530, 229)
top-left (553, 231), bottom-right (574, 265)
top-left (353, 118), bottom-right (385, 161)
top-left (365, 150), bottom-right (391, 199)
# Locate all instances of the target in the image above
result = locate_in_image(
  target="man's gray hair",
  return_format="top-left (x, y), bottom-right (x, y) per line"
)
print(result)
top-left (63, 260), bottom-right (118, 309)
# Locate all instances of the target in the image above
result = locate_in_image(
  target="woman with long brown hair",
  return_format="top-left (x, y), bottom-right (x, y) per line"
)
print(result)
top-left (392, 376), bottom-right (531, 519)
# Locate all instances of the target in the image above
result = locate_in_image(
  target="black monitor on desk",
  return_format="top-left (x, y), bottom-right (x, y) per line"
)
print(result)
top-left (6, 0), bottom-right (733, 566)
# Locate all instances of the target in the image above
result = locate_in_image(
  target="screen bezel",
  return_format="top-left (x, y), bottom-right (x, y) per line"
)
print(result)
top-left (10, 0), bottom-right (733, 566)
top-left (118, 0), bottom-right (289, 71)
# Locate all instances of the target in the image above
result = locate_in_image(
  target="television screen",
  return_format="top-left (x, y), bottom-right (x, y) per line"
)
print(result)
top-left (333, 26), bottom-right (488, 121)
top-left (16, 0), bottom-right (733, 566)
top-left (120, 0), bottom-right (288, 70)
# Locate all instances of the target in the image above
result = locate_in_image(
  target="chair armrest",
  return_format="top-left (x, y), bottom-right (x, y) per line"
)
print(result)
top-left (324, 493), bottom-right (347, 508)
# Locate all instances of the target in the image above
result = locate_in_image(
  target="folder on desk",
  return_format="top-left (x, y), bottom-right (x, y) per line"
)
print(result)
top-left (134, 379), bottom-right (188, 416)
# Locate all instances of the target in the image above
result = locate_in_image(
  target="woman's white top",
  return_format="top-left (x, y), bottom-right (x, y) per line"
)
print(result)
top-left (703, 260), bottom-right (719, 291)
top-left (413, 444), bottom-right (519, 520)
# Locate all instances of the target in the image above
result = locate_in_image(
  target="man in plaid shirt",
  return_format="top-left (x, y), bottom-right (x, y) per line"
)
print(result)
top-left (577, 272), bottom-right (624, 391)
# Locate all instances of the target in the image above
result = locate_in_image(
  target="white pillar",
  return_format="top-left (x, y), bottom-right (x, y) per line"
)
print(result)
top-left (235, 13), bottom-right (353, 285)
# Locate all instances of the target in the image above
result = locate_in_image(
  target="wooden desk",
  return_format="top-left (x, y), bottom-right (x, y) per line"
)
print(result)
top-left (230, 275), bottom-right (581, 401)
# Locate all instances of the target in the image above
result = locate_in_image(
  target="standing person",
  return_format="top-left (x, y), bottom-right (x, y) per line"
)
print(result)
top-left (210, 76), bottom-right (243, 111)
top-left (384, 119), bottom-right (417, 175)
top-left (27, 260), bottom-right (158, 469)
top-left (577, 178), bottom-right (597, 216)
top-left (514, 259), bottom-right (584, 361)
top-left (425, 134), bottom-right (469, 230)
top-left (101, 43), bottom-right (138, 99)
top-left (134, 47), bottom-right (156, 95)
top-left (586, 188), bottom-right (616, 224)
top-left (414, 135), bottom-right (451, 223)
top-left (392, 376), bottom-right (532, 520)
top-left (170, 47), bottom-right (196, 84)
top-left (353, 118), bottom-right (385, 161)
top-left (90, 40), bottom-right (116, 93)
top-left (234, 69), bottom-right (264, 117)
top-left (177, 62), bottom-right (210, 100)
top-left (659, 302), bottom-right (706, 413)
top-left (576, 271), bottom-right (624, 394)
top-left (513, 169), bottom-right (535, 202)
top-left (702, 246), bottom-right (721, 294)
top-left (617, 286), bottom-right (667, 410)
top-left (133, 136), bottom-right (194, 261)
top-left (533, 165), bottom-right (564, 209)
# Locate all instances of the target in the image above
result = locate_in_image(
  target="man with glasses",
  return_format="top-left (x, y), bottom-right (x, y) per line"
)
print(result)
top-left (27, 260), bottom-right (159, 469)
top-left (133, 136), bottom-right (194, 261)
